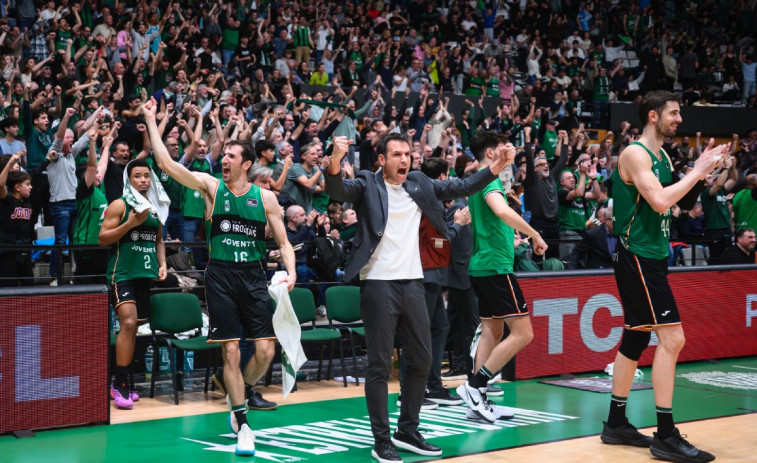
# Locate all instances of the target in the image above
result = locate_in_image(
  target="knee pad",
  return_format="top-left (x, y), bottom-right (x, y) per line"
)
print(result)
top-left (618, 329), bottom-right (651, 361)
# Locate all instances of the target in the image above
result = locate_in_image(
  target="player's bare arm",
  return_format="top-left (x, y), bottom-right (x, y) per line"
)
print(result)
top-left (142, 98), bottom-right (219, 200)
top-left (485, 191), bottom-right (548, 255)
top-left (262, 188), bottom-right (296, 291)
top-left (98, 199), bottom-right (148, 246)
top-left (620, 140), bottom-right (729, 214)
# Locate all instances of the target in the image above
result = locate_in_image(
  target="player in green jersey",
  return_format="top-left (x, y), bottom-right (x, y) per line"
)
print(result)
top-left (601, 91), bottom-right (729, 463)
top-left (456, 132), bottom-right (547, 424)
top-left (99, 159), bottom-right (167, 410)
top-left (143, 98), bottom-right (295, 457)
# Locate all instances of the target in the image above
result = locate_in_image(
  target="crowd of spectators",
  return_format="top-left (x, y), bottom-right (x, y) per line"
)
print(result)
top-left (0, 0), bottom-right (756, 290)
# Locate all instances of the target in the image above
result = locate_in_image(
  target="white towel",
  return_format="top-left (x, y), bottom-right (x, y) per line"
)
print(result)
top-left (269, 271), bottom-right (307, 398)
top-left (122, 160), bottom-right (171, 225)
top-left (469, 323), bottom-right (482, 375)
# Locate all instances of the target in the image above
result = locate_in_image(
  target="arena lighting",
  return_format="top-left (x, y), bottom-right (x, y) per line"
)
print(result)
top-left (0, 285), bottom-right (109, 435)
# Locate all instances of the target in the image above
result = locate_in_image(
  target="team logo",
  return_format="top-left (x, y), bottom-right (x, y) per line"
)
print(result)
top-left (194, 191), bottom-right (201, 198)
top-left (161, 172), bottom-right (169, 182)
top-left (220, 220), bottom-right (231, 232)
top-left (224, 200), bottom-right (230, 212)
top-left (678, 371), bottom-right (757, 390)
top-left (130, 231), bottom-right (140, 241)
top-left (247, 198), bottom-right (258, 207)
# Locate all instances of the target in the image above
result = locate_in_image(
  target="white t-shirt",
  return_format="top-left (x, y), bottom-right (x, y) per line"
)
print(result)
top-left (360, 182), bottom-right (423, 280)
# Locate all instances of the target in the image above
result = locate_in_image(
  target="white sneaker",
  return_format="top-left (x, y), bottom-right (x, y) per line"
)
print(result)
top-left (235, 423), bottom-right (256, 456)
top-left (456, 381), bottom-right (495, 423)
top-left (465, 403), bottom-right (515, 421)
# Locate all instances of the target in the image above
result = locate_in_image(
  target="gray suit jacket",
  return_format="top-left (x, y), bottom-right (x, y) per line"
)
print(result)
top-left (325, 167), bottom-right (497, 282)
top-left (446, 199), bottom-right (473, 290)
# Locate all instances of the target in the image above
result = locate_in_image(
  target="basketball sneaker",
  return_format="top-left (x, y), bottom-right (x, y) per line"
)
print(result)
top-left (600, 421), bottom-right (653, 447)
top-left (465, 402), bottom-right (515, 421)
top-left (649, 428), bottom-right (715, 463)
top-left (110, 383), bottom-right (133, 409)
top-left (235, 423), bottom-right (256, 456)
top-left (456, 381), bottom-right (495, 423)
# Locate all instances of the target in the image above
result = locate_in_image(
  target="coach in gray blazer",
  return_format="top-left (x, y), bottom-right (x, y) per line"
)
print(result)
top-left (325, 134), bottom-right (512, 463)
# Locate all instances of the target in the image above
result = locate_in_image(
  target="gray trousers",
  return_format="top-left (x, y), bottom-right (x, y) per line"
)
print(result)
top-left (360, 279), bottom-right (432, 442)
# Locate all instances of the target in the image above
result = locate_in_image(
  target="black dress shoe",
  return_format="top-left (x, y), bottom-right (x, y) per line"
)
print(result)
top-left (441, 367), bottom-right (468, 379)
top-left (246, 386), bottom-right (278, 410)
top-left (371, 439), bottom-right (402, 462)
top-left (391, 430), bottom-right (442, 456)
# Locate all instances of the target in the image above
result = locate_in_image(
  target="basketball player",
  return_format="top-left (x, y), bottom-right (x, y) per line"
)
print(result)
top-left (99, 159), bottom-right (167, 410)
top-left (455, 132), bottom-right (548, 423)
top-left (142, 98), bottom-right (296, 457)
top-left (600, 91), bottom-right (727, 463)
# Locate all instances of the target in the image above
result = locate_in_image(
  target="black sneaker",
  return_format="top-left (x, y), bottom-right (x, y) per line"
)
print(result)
top-left (247, 386), bottom-right (278, 410)
top-left (391, 430), bottom-right (442, 457)
top-left (600, 421), bottom-right (653, 447)
top-left (425, 388), bottom-right (463, 406)
top-left (650, 428), bottom-right (715, 463)
top-left (371, 439), bottom-right (402, 463)
top-left (441, 367), bottom-right (468, 379)
top-left (211, 368), bottom-right (227, 396)
top-left (395, 394), bottom-right (439, 410)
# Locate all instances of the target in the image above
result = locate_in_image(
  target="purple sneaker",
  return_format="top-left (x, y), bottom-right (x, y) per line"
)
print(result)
top-left (111, 384), bottom-right (134, 409)
top-left (129, 390), bottom-right (140, 402)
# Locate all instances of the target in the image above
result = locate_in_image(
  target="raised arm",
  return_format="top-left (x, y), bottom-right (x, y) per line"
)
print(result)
top-left (620, 139), bottom-right (728, 214)
top-left (142, 98), bottom-right (217, 195)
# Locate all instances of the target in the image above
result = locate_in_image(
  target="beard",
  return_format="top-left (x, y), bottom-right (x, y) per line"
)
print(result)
top-left (655, 119), bottom-right (676, 138)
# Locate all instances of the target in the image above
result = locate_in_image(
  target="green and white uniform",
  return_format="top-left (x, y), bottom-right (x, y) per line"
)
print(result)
top-left (612, 141), bottom-right (672, 260)
top-left (106, 200), bottom-right (160, 283)
top-left (205, 182), bottom-right (267, 263)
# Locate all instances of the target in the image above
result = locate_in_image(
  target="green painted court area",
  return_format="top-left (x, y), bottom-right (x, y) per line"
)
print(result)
top-left (2, 358), bottom-right (756, 463)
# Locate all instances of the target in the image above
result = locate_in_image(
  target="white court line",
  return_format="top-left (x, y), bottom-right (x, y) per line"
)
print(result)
top-left (732, 365), bottom-right (757, 371)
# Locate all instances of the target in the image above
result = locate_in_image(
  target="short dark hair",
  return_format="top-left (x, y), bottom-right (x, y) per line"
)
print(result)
top-left (639, 90), bottom-right (681, 126)
top-left (470, 132), bottom-right (508, 161)
top-left (420, 157), bottom-right (448, 179)
top-left (227, 140), bottom-right (255, 164)
top-left (127, 159), bottom-right (151, 178)
top-left (375, 133), bottom-right (409, 158)
top-left (7, 170), bottom-right (31, 192)
top-left (255, 139), bottom-right (275, 158)
top-left (735, 227), bottom-right (755, 239)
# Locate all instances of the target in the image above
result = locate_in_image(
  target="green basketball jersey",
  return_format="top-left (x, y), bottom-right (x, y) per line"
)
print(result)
top-left (206, 181), bottom-right (267, 263)
top-left (73, 182), bottom-right (107, 245)
top-left (182, 158), bottom-right (211, 219)
top-left (700, 189), bottom-right (730, 230)
top-left (542, 130), bottom-right (558, 160)
top-left (468, 174), bottom-right (515, 276)
top-left (106, 200), bottom-right (160, 283)
top-left (558, 190), bottom-right (587, 231)
top-left (732, 188), bottom-right (757, 231)
top-left (612, 142), bottom-right (672, 260)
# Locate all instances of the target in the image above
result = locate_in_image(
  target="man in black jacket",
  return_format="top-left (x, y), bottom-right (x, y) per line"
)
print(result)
top-left (325, 133), bottom-right (511, 463)
top-left (718, 227), bottom-right (756, 264)
top-left (568, 203), bottom-right (616, 270)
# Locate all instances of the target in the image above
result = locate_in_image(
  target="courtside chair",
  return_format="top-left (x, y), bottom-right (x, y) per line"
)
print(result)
top-left (264, 287), bottom-right (345, 387)
top-left (289, 287), bottom-right (345, 382)
top-left (148, 292), bottom-right (220, 405)
top-left (325, 285), bottom-right (365, 387)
